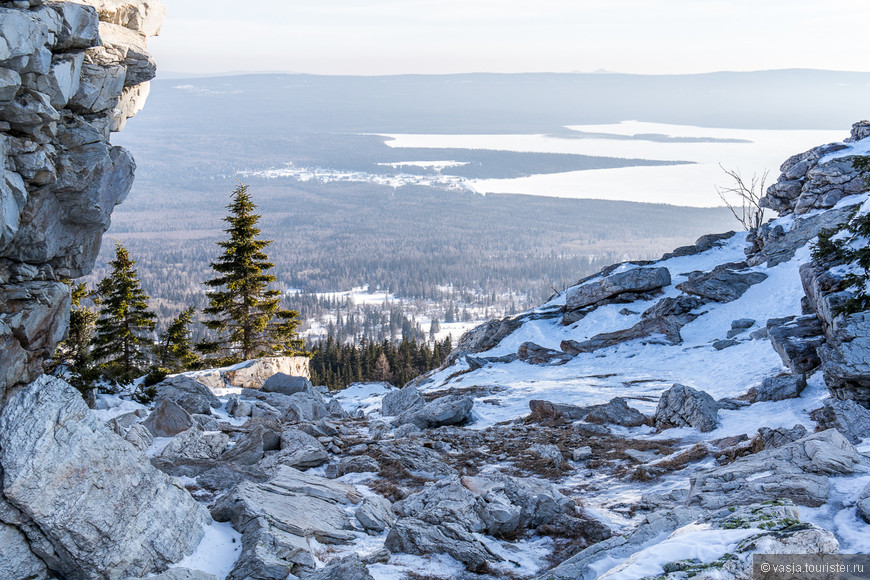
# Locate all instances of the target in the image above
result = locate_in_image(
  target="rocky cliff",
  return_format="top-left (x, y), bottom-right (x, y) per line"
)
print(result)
top-left (0, 3), bottom-right (215, 579)
top-left (0, 0), bottom-right (165, 401)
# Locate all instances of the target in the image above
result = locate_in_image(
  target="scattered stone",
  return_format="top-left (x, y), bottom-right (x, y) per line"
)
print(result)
top-left (654, 384), bottom-right (719, 432)
top-left (325, 455), bottom-right (381, 479)
top-left (809, 398), bottom-right (870, 444)
top-left (712, 338), bottom-right (738, 350)
top-left (584, 397), bottom-right (648, 427)
top-left (261, 372), bottom-right (315, 396)
top-left (746, 374), bottom-right (807, 403)
top-left (529, 443), bottom-right (564, 469)
top-left (572, 446), bottom-right (593, 461)
top-left (153, 374), bottom-right (221, 415)
top-left (355, 495), bottom-right (396, 533)
top-left (392, 395), bottom-right (474, 429)
top-left (381, 384), bottom-right (424, 417)
top-left (141, 398), bottom-right (197, 437)
top-left (309, 554), bottom-right (375, 580)
top-left (159, 427), bottom-right (229, 462)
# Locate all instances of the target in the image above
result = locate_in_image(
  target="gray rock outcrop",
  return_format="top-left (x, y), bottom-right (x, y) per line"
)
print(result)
top-left (766, 315), bottom-right (826, 375)
top-left (761, 122), bottom-right (869, 216)
top-left (0, 375), bottom-right (209, 579)
top-left (654, 384), bottom-right (719, 432)
top-left (0, 0), bottom-right (164, 396)
top-left (675, 263), bottom-right (768, 303)
top-left (809, 398), bottom-right (870, 444)
top-left (260, 372), bottom-right (314, 396)
top-left (564, 266), bottom-right (671, 313)
top-left (211, 466), bottom-right (362, 579)
top-left (355, 494), bottom-right (396, 533)
top-left (688, 429), bottom-right (865, 509)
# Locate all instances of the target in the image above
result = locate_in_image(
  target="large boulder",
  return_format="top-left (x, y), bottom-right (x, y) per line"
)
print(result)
top-left (564, 266), bottom-right (671, 312)
top-left (746, 374), bottom-right (807, 403)
top-left (392, 395), bottom-right (474, 429)
top-left (153, 374), bottom-right (220, 415)
top-left (309, 554), bottom-right (375, 580)
top-left (809, 398), bottom-right (870, 444)
top-left (355, 495), bottom-right (396, 533)
top-left (260, 372), bottom-right (314, 396)
top-left (221, 356), bottom-right (310, 389)
top-left (258, 428), bottom-right (329, 471)
top-left (0, 376), bottom-right (210, 579)
top-left (142, 398), bottom-right (197, 438)
top-left (688, 429), bottom-right (864, 509)
top-left (381, 384), bottom-right (424, 417)
top-left (654, 384), bottom-right (719, 432)
top-left (584, 397), bottom-right (648, 427)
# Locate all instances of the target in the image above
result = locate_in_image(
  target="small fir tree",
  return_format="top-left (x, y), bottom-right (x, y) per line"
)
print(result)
top-left (48, 281), bottom-right (99, 394)
top-left (156, 307), bottom-right (200, 372)
top-left (91, 243), bottom-right (156, 381)
top-left (199, 183), bottom-right (304, 362)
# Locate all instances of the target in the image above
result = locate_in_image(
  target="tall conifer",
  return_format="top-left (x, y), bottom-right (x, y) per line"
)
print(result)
top-left (200, 183), bottom-right (304, 362)
top-left (92, 243), bottom-right (156, 380)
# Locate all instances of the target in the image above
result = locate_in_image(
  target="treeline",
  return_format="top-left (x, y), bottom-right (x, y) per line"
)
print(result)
top-left (309, 335), bottom-right (453, 390)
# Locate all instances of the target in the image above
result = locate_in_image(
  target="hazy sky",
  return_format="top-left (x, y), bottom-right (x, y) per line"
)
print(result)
top-left (150, 0), bottom-right (870, 76)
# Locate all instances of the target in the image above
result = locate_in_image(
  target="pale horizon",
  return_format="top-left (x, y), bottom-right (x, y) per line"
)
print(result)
top-left (150, 0), bottom-right (870, 77)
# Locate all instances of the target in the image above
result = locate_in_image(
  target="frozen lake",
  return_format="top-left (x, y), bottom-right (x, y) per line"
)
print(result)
top-left (380, 121), bottom-right (846, 207)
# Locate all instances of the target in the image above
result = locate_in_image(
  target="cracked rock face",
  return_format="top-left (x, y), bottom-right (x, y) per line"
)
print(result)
top-left (0, 0), bottom-right (163, 398)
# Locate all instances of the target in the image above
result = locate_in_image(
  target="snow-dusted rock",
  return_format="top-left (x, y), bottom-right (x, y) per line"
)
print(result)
top-left (386, 517), bottom-right (496, 571)
top-left (392, 394), bottom-right (474, 429)
top-left (212, 466), bottom-right (361, 579)
top-left (747, 374), bottom-right (807, 403)
top-left (142, 398), bottom-right (197, 437)
top-left (675, 263), bottom-right (767, 303)
top-left (154, 374), bottom-right (221, 415)
top-left (809, 398), bottom-right (870, 444)
top-left (761, 123), bottom-right (869, 216)
top-left (564, 266), bottom-right (671, 312)
top-left (0, 376), bottom-right (209, 579)
top-left (585, 397), bottom-right (648, 427)
top-left (654, 384), bottom-right (719, 432)
top-left (518, 340), bottom-right (573, 364)
top-left (355, 494), bottom-right (396, 533)
top-left (381, 383), bottom-right (424, 416)
top-left (325, 455), bottom-right (380, 478)
top-left (688, 429), bottom-right (864, 509)
top-left (752, 424), bottom-right (808, 451)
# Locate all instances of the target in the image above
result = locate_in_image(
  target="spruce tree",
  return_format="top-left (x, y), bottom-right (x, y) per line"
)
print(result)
top-left (92, 243), bottom-right (156, 381)
top-left (200, 183), bottom-right (304, 362)
top-left (156, 307), bottom-right (200, 372)
top-left (49, 281), bottom-right (99, 393)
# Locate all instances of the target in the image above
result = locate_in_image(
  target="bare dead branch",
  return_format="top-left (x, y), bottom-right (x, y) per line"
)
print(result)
top-left (715, 165), bottom-right (768, 231)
